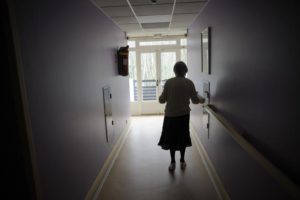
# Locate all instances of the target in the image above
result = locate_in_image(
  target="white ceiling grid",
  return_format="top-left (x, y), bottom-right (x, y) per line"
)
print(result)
top-left (92, 0), bottom-right (208, 37)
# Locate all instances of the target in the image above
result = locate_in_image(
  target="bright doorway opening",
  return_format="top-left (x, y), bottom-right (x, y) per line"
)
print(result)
top-left (128, 37), bottom-right (187, 115)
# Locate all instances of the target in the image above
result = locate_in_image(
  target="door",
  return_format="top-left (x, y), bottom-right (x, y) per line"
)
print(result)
top-left (159, 51), bottom-right (177, 93)
top-left (128, 37), bottom-right (187, 116)
top-left (139, 51), bottom-right (159, 114)
top-left (137, 50), bottom-right (178, 115)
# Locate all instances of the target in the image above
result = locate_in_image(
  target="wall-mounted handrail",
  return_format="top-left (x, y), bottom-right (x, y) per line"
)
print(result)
top-left (203, 105), bottom-right (300, 199)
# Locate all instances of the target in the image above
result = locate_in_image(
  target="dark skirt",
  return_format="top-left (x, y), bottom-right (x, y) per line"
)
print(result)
top-left (158, 114), bottom-right (192, 150)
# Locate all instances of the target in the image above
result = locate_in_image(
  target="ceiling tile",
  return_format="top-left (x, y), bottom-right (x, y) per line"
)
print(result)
top-left (138, 15), bottom-right (171, 23)
top-left (174, 2), bottom-right (206, 14)
top-left (92, 0), bottom-right (207, 37)
top-left (170, 21), bottom-right (189, 28)
top-left (133, 4), bottom-right (173, 16)
top-left (112, 16), bottom-right (139, 24)
top-left (172, 14), bottom-right (197, 22)
top-left (101, 6), bottom-right (133, 17)
top-left (119, 24), bottom-right (142, 31)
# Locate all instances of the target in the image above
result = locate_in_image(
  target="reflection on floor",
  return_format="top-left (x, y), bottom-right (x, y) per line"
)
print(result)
top-left (98, 116), bottom-right (219, 200)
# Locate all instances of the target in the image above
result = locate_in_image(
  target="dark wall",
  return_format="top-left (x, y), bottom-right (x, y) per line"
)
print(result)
top-left (3, 0), bottom-right (36, 199)
top-left (13, 0), bottom-right (130, 199)
top-left (188, 0), bottom-right (299, 199)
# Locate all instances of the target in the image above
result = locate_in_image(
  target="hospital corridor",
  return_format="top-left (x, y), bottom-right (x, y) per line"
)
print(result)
top-left (3, 0), bottom-right (300, 200)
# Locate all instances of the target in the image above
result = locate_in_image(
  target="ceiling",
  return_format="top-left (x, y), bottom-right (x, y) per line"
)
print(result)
top-left (91, 0), bottom-right (208, 38)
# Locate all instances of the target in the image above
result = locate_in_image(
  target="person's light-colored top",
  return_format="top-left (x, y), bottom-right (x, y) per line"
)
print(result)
top-left (159, 77), bottom-right (205, 117)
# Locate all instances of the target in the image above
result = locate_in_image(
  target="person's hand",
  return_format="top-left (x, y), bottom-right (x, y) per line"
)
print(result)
top-left (197, 94), bottom-right (205, 104)
top-left (199, 97), bottom-right (205, 104)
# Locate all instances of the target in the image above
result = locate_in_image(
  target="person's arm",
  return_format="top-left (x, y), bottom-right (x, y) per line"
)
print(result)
top-left (159, 83), bottom-right (168, 104)
top-left (190, 82), bottom-right (205, 104)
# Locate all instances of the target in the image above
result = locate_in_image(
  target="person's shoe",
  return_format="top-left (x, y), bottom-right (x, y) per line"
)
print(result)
top-left (168, 162), bottom-right (176, 171)
top-left (180, 161), bottom-right (186, 169)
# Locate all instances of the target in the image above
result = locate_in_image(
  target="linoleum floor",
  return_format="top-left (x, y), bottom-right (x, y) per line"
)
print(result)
top-left (98, 116), bottom-right (219, 200)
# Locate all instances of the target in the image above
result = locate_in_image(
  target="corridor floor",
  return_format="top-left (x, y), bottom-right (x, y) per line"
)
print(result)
top-left (98, 116), bottom-right (220, 200)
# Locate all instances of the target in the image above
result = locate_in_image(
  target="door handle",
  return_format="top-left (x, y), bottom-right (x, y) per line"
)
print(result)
top-left (156, 80), bottom-right (159, 86)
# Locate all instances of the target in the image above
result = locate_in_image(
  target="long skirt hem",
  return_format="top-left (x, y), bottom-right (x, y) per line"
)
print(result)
top-left (158, 114), bottom-right (192, 151)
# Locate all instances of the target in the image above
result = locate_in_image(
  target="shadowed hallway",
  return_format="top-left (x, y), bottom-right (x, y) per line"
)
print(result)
top-left (4, 0), bottom-right (300, 199)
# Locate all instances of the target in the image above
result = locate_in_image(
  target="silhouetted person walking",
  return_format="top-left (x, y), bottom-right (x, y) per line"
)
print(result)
top-left (158, 61), bottom-right (205, 171)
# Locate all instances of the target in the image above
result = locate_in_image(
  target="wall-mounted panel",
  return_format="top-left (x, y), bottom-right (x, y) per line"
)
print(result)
top-left (103, 86), bottom-right (114, 143)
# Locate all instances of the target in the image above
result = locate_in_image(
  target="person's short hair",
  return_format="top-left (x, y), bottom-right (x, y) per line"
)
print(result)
top-left (173, 61), bottom-right (188, 76)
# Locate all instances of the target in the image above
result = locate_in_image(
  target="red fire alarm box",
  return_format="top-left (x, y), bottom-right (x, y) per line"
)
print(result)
top-left (117, 45), bottom-right (129, 76)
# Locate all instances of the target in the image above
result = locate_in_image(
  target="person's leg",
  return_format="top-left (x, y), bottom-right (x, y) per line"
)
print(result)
top-left (180, 147), bottom-right (186, 169)
top-left (170, 148), bottom-right (176, 163)
top-left (180, 147), bottom-right (186, 162)
top-left (169, 147), bottom-right (176, 171)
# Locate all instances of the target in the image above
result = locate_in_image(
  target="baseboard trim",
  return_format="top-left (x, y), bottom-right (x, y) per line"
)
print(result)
top-left (190, 125), bottom-right (231, 200)
top-left (85, 120), bottom-right (132, 200)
